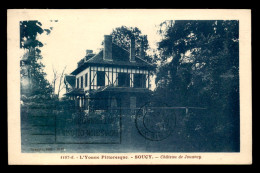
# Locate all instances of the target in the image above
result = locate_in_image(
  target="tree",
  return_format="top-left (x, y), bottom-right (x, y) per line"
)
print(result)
top-left (20, 20), bottom-right (53, 100)
top-left (51, 66), bottom-right (58, 98)
top-left (154, 20), bottom-right (240, 151)
top-left (20, 20), bottom-right (51, 50)
top-left (110, 26), bottom-right (155, 64)
top-left (51, 66), bottom-right (67, 99)
top-left (155, 20), bottom-right (239, 107)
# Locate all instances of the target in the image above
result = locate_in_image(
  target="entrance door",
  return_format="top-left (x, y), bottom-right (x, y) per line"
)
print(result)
top-left (130, 96), bottom-right (136, 110)
top-left (111, 96), bottom-right (117, 108)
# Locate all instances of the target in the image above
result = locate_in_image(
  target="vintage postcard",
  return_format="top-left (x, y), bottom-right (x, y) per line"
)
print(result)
top-left (7, 9), bottom-right (252, 165)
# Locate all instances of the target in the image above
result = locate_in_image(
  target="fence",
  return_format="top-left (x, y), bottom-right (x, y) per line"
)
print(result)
top-left (20, 105), bottom-right (208, 152)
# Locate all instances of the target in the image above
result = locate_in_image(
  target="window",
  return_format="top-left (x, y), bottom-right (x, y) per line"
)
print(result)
top-left (80, 76), bottom-right (83, 88)
top-left (97, 71), bottom-right (105, 86)
top-left (77, 78), bottom-right (79, 88)
top-left (118, 73), bottom-right (130, 87)
top-left (134, 74), bottom-right (146, 88)
top-left (85, 73), bottom-right (88, 87)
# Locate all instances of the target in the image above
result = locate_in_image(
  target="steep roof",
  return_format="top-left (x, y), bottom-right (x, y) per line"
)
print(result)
top-left (64, 75), bottom-right (76, 88)
top-left (71, 43), bottom-right (155, 75)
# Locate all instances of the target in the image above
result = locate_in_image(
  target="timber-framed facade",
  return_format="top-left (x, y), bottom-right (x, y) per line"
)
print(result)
top-left (64, 35), bottom-right (155, 110)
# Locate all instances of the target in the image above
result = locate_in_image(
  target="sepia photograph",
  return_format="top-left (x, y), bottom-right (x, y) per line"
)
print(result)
top-left (8, 9), bottom-right (252, 165)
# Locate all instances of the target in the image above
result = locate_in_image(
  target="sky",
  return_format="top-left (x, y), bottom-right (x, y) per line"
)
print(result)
top-left (35, 11), bottom-right (167, 95)
top-left (15, 9), bottom-right (248, 98)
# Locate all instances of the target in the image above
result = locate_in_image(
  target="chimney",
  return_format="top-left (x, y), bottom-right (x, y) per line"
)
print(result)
top-left (103, 35), bottom-right (112, 61)
top-left (86, 49), bottom-right (93, 55)
top-left (140, 36), bottom-right (145, 59)
top-left (85, 49), bottom-right (95, 61)
top-left (130, 36), bottom-right (135, 62)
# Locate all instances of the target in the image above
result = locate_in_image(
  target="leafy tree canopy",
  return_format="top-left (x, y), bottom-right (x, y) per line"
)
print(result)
top-left (153, 20), bottom-right (240, 151)
top-left (20, 21), bottom-right (51, 50)
top-left (20, 20), bottom-right (53, 99)
top-left (155, 20), bottom-right (239, 108)
top-left (110, 26), bottom-right (155, 64)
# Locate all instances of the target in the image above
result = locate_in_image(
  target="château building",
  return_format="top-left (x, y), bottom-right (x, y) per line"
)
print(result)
top-left (64, 35), bottom-right (155, 110)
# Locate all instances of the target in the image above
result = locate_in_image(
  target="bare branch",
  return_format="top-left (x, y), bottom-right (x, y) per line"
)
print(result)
top-left (57, 66), bottom-right (67, 98)
top-left (52, 65), bottom-right (58, 97)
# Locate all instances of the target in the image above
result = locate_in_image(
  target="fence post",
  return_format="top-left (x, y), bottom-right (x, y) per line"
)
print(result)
top-left (185, 107), bottom-right (189, 116)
